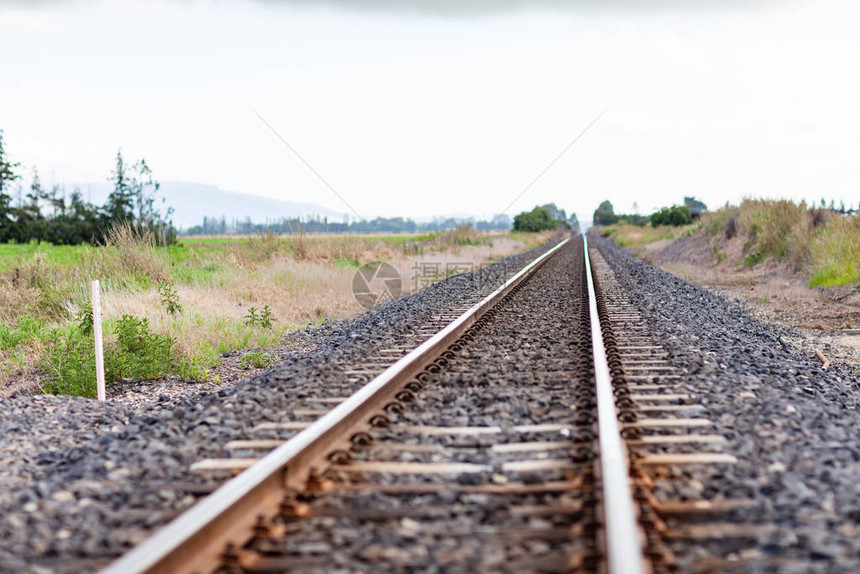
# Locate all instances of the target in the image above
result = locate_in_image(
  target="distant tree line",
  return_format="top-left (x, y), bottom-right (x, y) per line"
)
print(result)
top-left (0, 130), bottom-right (175, 245)
top-left (593, 197), bottom-right (705, 228)
top-left (512, 203), bottom-right (579, 233)
top-left (184, 213), bottom-right (514, 236)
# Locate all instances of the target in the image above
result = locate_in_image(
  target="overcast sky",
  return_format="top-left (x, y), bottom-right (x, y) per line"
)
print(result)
top-left (1, 0), bottom-right (858, 222)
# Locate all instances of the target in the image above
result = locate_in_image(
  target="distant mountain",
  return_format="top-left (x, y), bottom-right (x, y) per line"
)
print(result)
top-left (75, 181), bottom-right (348, 229)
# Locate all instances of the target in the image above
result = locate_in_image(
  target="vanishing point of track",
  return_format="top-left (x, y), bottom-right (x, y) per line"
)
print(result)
top-left (104, 234), bottom-right (751, 573)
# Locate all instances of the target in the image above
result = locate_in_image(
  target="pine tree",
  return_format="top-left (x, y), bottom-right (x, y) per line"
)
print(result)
top-left (104, 149), bottom-right (135, 227)
top-left (0, 130), bottom-right (22, 242)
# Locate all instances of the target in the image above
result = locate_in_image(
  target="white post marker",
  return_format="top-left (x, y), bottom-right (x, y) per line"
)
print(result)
top-left (91, 280), bottom-right (106, 402)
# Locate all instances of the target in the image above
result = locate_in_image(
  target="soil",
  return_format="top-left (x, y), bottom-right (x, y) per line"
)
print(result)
top-left (620, 229), bottom-right (860, 370)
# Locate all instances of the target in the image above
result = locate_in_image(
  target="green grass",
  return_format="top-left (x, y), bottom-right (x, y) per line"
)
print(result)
top-left (601, 223), bottom-right (697, 247)
top-left (240, 350), bottom-right (276, 369)
top-left (807, 215), bottom-right (860, 287)
top-left (0, 242), bottom-right (93, 271)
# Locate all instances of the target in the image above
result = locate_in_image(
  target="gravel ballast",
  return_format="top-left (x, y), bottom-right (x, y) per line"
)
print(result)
top-left (241, 237), bottom-right (593, 572)
top-left (3, 233), bottom-right (859, 573)
top-left (0, 241), bottom-right (558, 573)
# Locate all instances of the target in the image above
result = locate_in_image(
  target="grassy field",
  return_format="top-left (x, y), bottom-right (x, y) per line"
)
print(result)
top-left (0, 226), bottom-right (553, 397)
top-left (601, 199), bottom-right (860, 288)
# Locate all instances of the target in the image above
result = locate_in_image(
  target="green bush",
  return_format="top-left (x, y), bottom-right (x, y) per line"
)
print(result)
top-left (513, 206), bottom-right (559, 232)
top-left (40, 314), bottom-right (180, 397)
top-left (650, 205), bottom-right (692, 227)
top-left (112, 315), bottom-right (177, 381)
top-left (41, 325), bottom-right (98, 397)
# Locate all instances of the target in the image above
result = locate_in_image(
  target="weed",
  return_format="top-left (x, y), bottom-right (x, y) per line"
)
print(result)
top-left (112, 315), bottom-right (177, 381)
top-left (76, 303), bottom-right (93, 335)
top-left (244, 305), bottom-right (274, 329)
top-left (745, 251), bottom-right (765, 266)
top-left (3, 229), bottom-right (527, 396)
top-left (762, 296), bottom-right (770, 303)
top-left (157, 281), bottom-right (183, 315)
top-left (240, 350), bottom-right (276, 369)
top-left (712, 243), bottom-right (726, 264)
top-left (41, 325), bottom-right (97, 397)
top-left (602, 223), bottom-right (694, 247)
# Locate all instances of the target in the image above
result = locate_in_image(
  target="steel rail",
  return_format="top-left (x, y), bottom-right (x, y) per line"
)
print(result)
top-left (103, 237), bottom-right (571, 574)
top-left (583, 234), bottom-right (645, 574)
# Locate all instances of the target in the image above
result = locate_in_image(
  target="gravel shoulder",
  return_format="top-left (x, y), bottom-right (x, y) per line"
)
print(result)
top-left (623, 228), bottom-right (860, 371)
top-left (593, 234), bottom-right (860, 571)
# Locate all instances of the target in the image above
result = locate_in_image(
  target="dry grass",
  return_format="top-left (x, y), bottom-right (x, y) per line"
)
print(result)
top-left (699, 199), bottom-right (857, 277)
top-left (1, 228), bottom-right (548, 393)
top-left (99, 223), bottom-right (171, 284)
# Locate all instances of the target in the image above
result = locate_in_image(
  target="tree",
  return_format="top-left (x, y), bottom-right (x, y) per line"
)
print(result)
top-left (103, 150), bottom-right (175, 244)
top-left (683, 196), bottom-right (708, 217)
top-left (0, 130), bottom-right (20, 197)
top-left (593, 200), bottom-right (619, 225)
top-left (0, 130), bottom-right (22, 242)
top-left (105, 150), bottom-right (135, 226)
top-left (513, 206), bottom-right (558, 232)
top-left (541, 203), bottom-right (567, 222)
top-left (10, 166), bottom-right (48, 242)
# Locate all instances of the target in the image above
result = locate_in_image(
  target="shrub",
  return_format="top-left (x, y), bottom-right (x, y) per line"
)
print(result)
top-left (112, 315), bottom-right (176, 381)
top-left (40, 313), bottom-right (180, 397)
top-left (41, 325), bottom-right (97, 397)
top-left (618, 214), bottom-right (649, 227)
top-left (513, 206), bottom-right (559, 232)
top-left (650, 205), bottom-right (692, 227)
top-left (157, 281), bottom-right (183, 315)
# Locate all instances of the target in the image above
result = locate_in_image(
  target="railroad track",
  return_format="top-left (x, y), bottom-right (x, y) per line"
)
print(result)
top-left (104, 235), bottom-right (763, 574)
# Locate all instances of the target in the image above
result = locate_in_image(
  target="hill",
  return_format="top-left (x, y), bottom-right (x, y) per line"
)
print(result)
top-left (76, 181), bottom-right (348, 229)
